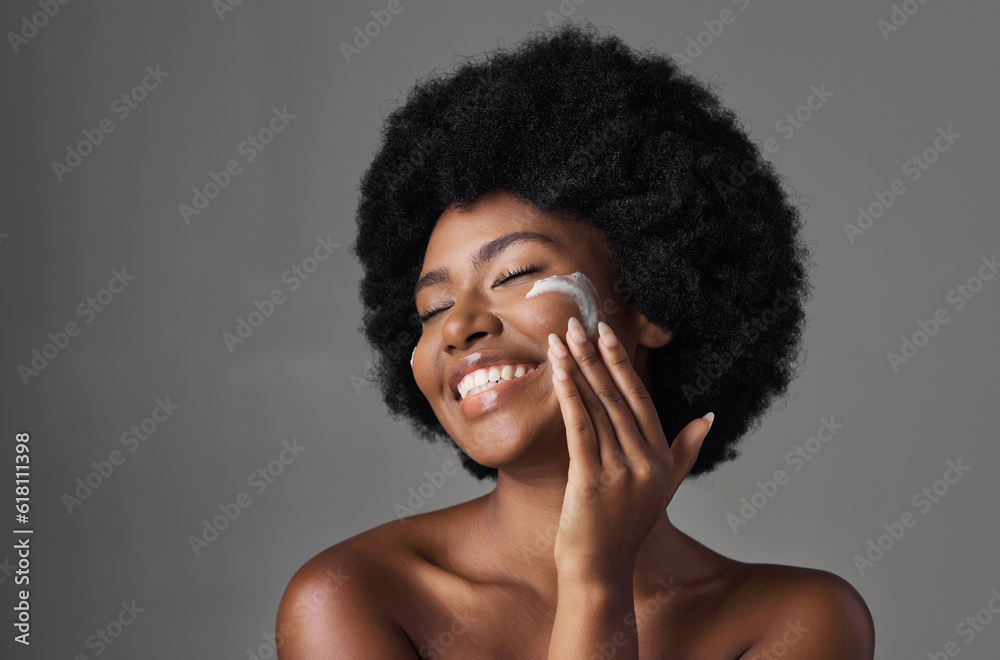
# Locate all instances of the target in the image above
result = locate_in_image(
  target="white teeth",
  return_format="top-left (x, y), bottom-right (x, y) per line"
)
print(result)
top-left (458, 362), bottom-right (538, 399)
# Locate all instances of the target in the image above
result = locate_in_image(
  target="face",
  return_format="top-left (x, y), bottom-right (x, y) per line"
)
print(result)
top-left (410, 189), bottom-right (650, 474)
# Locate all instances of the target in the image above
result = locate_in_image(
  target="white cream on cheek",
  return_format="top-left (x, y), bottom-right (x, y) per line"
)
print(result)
top-left (524, 271), bottom-right (602, 336)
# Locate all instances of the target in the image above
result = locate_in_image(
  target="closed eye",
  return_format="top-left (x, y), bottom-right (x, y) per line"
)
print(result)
top-left (493, 263), bottom-right (539, 286)
top-left (417, 263), bottom-right (540, 323)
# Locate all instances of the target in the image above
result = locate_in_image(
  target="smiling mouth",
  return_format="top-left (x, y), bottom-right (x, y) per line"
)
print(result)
top-left (456, 361), bottom-right (542, 400)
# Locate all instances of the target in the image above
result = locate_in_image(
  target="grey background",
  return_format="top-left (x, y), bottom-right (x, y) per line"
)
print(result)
top-left (1, 0), bottom-right (998, 657)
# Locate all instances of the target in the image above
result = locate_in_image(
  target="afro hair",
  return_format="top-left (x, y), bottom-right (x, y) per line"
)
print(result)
top-left (349, 21), bottom-right (813, 481)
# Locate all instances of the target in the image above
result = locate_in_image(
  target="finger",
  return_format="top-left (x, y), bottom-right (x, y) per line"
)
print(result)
top-left (664, 412), bottom-right (714, 505)
top-left (595, 321), bottom-right (670, 460)
top-left (563, 316), bottom-right (648, 467)
top-left (549, 330), bottom-right (620, 467)
top-left (548, 343), bottom-right (601, 473)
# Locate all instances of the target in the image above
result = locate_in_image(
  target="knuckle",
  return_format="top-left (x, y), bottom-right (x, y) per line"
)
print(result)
top-left (608, 352), bottom-right (630, 369)
top-left (561, 387), bottom-right (581, 402)
top-left (596, 383), bottom-right (625, 405)
top-left (576, 351), bottom-right (601, 368)
top-left (584, 396), bottom-right (606, 415)
top-left (627, 382), bottom-right (653, 403)
top-left (631, 460), bottom-right (653, 482)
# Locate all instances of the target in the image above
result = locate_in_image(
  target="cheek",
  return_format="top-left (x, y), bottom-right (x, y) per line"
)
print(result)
top-left (523, 271), bottom-right (604, 338)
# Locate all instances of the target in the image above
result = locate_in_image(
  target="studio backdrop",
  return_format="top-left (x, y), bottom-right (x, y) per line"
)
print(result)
top-left (1, 0), bottom-right (998, 658)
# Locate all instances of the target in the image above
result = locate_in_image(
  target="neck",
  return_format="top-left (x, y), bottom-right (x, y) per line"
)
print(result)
top-left (475, 460), bottom-right (706, 604)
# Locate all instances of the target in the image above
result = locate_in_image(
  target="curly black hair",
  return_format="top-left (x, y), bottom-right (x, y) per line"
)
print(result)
top-left (350, 21), bottom-right (813, 481)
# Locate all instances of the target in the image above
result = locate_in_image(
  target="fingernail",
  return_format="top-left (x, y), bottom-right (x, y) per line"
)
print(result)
top-left (702, 411), bottom-right (715, 429)
top-left (597, 321), bottom-right (618, 347)
top-left (567, 316), bottom-right (586, 344)
top-left (548, 332), bottom-right (568, 358)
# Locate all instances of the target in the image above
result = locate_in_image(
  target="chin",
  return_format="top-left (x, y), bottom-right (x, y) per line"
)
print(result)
top-left (447, 410), bottom-right (567, 472)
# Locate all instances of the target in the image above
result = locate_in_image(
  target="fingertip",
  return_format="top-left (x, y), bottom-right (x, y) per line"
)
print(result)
top-left (597, 321), bottom-right (619, 348)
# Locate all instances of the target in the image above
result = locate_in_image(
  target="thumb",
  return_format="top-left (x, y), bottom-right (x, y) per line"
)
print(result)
top-left (665, 411), bottom-right (714, 502)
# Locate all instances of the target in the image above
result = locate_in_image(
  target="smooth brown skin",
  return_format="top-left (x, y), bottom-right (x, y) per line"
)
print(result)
top-left (277, 190), bottom-right (875, 658)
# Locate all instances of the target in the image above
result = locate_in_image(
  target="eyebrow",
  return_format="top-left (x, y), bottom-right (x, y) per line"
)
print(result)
top-left (413, 231), bottom-right (558, 301)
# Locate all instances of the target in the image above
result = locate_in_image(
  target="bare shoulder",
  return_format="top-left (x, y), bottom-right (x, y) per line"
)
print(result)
top-left (275, 503), bottom-right (475, 659)
top-left (727, 563), bottom-right (875, 659)
top-left (275, 517), bottom-right (428, 659)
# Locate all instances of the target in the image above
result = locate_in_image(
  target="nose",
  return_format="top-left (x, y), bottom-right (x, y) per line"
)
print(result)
top-left (439, 287), bottom-right (503, 351)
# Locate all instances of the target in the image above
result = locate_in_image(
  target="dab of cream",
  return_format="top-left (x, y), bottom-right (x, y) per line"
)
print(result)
top-left (410, 347), bottom-right (415, 368)
top-left (525, 271), bottom-right (602, 336)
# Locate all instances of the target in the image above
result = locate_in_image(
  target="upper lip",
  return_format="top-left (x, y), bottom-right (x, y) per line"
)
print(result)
top-left (448, 349), bottom-right (545, 400)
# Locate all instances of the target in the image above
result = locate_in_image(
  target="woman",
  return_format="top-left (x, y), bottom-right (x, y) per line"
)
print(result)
top-left (277, 22), bottom-right (875, 658)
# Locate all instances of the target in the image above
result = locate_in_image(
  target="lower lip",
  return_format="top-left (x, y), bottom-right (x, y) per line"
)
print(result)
top-left (457, 363), bottom-right (547, 418)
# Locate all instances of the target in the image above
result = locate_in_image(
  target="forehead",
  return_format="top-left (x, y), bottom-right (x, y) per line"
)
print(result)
top-left (423, 191), bottom-right (608, 264)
